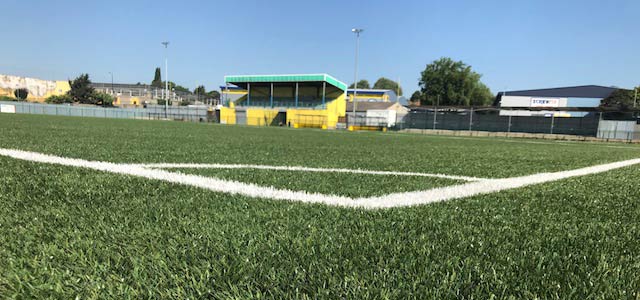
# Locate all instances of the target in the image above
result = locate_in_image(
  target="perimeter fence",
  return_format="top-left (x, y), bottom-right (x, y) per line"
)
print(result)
top-left (0, 101), bottom-right (214, 122)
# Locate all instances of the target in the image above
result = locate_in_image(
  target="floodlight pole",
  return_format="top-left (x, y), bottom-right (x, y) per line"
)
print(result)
top-left (108, 72), bottom-right (114, 107)
top-left (351, 28), bottom-right (363, 127)
top-left (162, 41), bottom-right (170, 118)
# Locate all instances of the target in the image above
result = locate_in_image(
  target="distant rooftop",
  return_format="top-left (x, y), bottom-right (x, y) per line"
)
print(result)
top-left (346, 89), bottom-right (397, 95)
top-left (499, 85), bottom-right (623, 99)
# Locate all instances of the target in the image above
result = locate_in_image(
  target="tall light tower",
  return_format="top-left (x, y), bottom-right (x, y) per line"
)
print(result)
top-left (351, 28), bottom-right (364, 126)
top-left (161, 41), bottom-right (170, 115)
top-left (108, 72), bottom-right (114, 107)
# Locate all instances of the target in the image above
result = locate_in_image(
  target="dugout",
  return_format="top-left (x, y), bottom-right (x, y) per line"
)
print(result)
top-left (220, 74), bottom-right (347, 129)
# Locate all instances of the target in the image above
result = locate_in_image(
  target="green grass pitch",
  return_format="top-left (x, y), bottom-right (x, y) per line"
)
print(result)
top-left (1, 114), bottom-right (639, 299)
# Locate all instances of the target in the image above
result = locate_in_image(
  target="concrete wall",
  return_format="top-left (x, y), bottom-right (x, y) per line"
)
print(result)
top-left (0, 74), bottom-right (70, 102)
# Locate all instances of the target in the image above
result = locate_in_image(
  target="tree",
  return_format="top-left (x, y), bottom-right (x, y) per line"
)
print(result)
top-left (206, 90), bottom-right (220, 100)
top-left (410, 91), bottom-right (423, 103)
top-left (162, 81), bottom-right (189, 93)
top-left (151, 68), bottom-right (162, 88)
top-left (194, 85), bottom-right (206, 96)
top-left (373, 77), bottom-right (403, 96)
top-left (93, 92), bottom-right (115, 107)
top-left (68, 74), bottom-right (96, 104)
top-left (419, 57), bottom-right (493, 106)
top-left (13, 88), bottom-right (29, 100)
top-left (348, 80), bottom-right (370, 89)
top-left (600, 87), bottom-right (638, 110)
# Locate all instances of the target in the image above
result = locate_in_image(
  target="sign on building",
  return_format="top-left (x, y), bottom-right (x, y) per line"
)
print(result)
top-left (530, 98), bottom-right (561, 107)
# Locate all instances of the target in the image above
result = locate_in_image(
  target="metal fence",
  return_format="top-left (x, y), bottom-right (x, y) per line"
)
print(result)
top-left (396, 109), bottom-right (636, 137)
top-left (0, 101), bottom-right (214, 122)
top-left (3, 101), bottom-right (638, 141)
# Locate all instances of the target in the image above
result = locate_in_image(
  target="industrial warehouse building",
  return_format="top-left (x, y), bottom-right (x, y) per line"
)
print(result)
top-left (496, 85), bottom-right (619, 117)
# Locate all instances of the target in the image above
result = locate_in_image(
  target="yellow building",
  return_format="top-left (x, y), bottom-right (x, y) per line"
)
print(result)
top-left (220, 74), bottom-right (347, 129)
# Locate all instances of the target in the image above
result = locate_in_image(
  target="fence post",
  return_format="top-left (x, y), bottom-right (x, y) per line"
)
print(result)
top-left (550, 114), bottom-right (555, 134)
top-left (469, 107), bottom-right (473, 131)
top-left (432, 109), bottom-right (437, 130)
top-left (508, 114), bottom-right (512, 134)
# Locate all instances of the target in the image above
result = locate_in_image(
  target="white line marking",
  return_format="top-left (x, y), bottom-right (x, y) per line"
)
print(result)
top-left (1, 148), bottom-right (639, 209)
top-left (136, 163), bottom-right (484, 182)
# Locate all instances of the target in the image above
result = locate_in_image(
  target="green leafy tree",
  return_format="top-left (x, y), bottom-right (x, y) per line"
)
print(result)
top-left (373, 78), bottom-right (403, 96)
top-left (419, 57), bottom-right (493, 106)
top-left (93, 92), bottom-right (115, 107)
top-left (162, 81), bottom-right (189, 93)
top-left (410, 91), bottom-right (423, 103)
top-left (13, 88), bottom-right (29, 100)
top-left (348, 80), bottom-right (370, 89)
top-left (600, 88), bottom-right (638, 110)
top-left (194, 85), bottom-right (206, 96)
top-left (68, 74), bottom-right (96, 104)
top-left (151, 68), bottom-right (162, 88)
top-left (206, 90), bottom-right (220, 100)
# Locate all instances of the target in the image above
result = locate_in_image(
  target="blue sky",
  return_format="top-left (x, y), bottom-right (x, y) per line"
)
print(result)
top-left (1, 0), bottom-right (638, 94)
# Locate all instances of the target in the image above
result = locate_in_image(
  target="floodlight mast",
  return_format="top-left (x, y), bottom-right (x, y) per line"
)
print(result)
top-left (351, 28), bottom-right (363, 128)
top-left (108, 72), bottom-right (114, 107)
top-left (162, 41), bottom-right (170, 117)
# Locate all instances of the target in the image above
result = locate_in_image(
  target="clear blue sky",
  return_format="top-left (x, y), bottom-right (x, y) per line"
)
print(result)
top-left (1, 0), bottom-right (638, 95)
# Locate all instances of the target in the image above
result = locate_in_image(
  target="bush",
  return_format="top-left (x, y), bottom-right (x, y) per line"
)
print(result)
top-left (45, 94), bottom-right (73, 104)
top-left (0, 95), bottom-right (17, 101)
top-left (93, 92), bottom-right (115, 107)
top-left (157, 99), bottom-right (173, 106)
top-left (13, 88), bottom-right (29, 100)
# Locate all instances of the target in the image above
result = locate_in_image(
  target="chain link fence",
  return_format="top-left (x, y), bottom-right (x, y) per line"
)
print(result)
top-left (0, 101), bottom-right (215, 122)
top-left (3, 101), bottom-right (638, 141)
top-left (395, 108), bottom-right (639, 141)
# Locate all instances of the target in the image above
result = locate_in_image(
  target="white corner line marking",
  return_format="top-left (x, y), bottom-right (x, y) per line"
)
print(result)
top-left (134, 163), bottom-right (484, 182)
top-left (1, 148), bottom-right (639, 209)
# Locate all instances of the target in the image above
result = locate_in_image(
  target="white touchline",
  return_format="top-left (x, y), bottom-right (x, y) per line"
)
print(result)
top-left (1, 148), bottom-right (639, 209)
top-left (135, 163), bottom-right (484, 182)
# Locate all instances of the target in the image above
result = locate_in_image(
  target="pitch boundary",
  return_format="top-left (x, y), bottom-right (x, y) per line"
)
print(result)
top-left (1, 148), bottom-right (639, 209)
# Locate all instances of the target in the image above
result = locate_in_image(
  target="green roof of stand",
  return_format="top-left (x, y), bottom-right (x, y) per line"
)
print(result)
top-left (224, 74), bottom-right (347, 91)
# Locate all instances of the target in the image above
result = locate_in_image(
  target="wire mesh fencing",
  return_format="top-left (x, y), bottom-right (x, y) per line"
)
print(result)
top-left (0, 101), bottom-right (216, 123)
top-left (398, 109), bottom-right (607, 136)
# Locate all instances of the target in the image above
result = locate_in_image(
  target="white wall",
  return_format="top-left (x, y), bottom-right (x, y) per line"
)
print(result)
top-left (501, 96), bottom-right (568, 108)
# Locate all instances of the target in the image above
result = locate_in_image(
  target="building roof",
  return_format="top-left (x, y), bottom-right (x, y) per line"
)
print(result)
top-left (498, 85), bottom-right (622, 99)
top-left (224, 74), bottom-right (347, 91)
top-left (346, 89), bottom-right (395, 95)
top-left (346, 102), bottom-right (403, 112)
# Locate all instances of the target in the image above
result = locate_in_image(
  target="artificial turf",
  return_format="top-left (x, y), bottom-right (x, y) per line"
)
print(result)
top-left (170, 168), bottom-right (462, 198)
top-left (0, 114), bottom-right (639, 299)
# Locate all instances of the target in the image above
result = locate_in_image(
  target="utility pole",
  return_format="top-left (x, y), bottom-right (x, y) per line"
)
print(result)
top-left (351, 28), bottom-right (364, 127)
top-left (162, 41), bottom-right (170, 118)
top-left (108, 72), bottom-right (114, 107)
top-left (433, 94), bottom-right (439, 130)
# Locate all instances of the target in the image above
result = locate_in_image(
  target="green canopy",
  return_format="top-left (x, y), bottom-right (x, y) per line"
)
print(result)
top-left (225, 74), bottom-right (347, 91)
